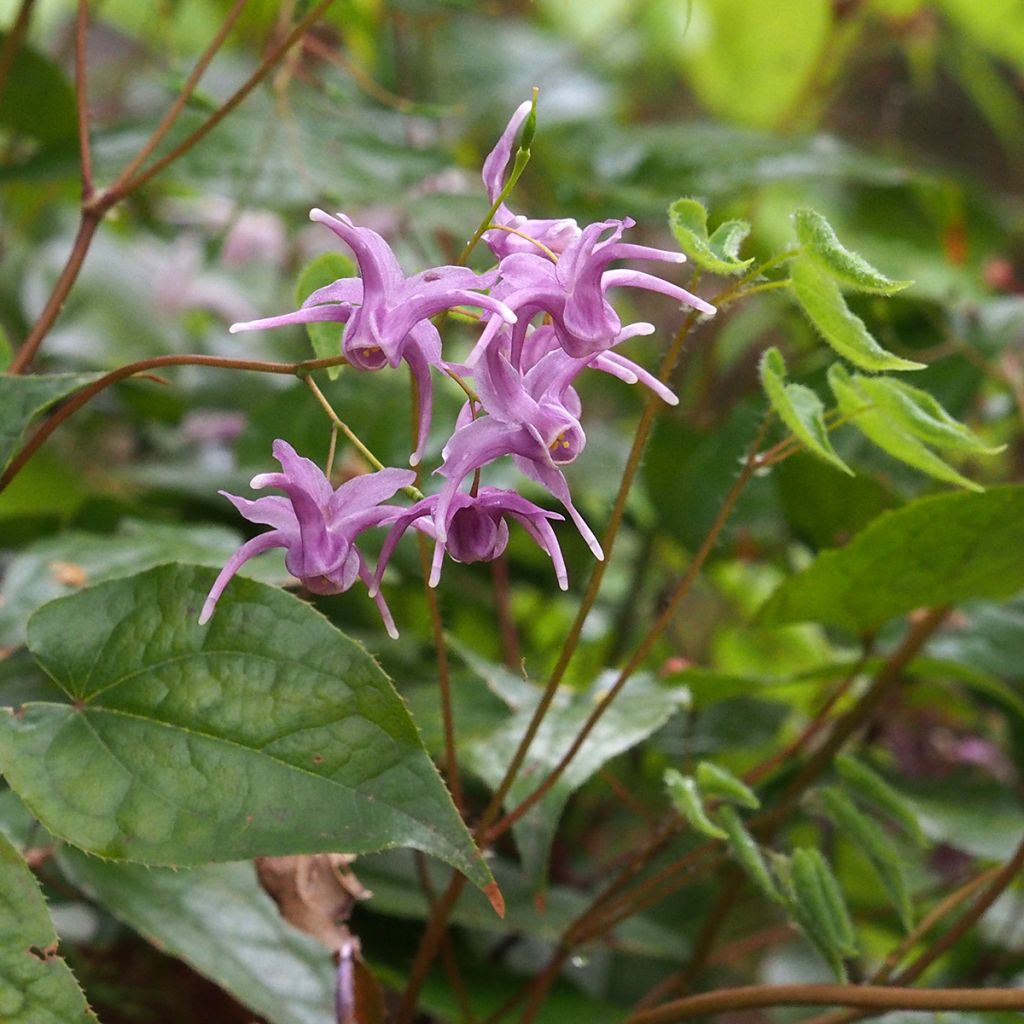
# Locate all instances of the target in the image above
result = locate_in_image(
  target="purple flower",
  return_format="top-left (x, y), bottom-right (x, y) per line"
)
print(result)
top-left (370, 487), bottom-right (568, 592)
top-left (433, 341), bottom-right (603, 559)
top-left (199, 439), bottom-right (415, 638)
top-left (481, 100), bottom-right (581, 260)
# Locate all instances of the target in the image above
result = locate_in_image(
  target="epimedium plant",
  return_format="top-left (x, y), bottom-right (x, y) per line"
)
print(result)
top-left (1, 4), bottom-right (1024, 1024)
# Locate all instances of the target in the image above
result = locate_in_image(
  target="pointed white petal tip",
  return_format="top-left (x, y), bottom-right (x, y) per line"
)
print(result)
top-left (408, 452), bottom-right (421, 468)
top-left (309, 207), bottom-right (328, 223)
top-left (671, 252), bottom-right (687, 262)
top-left (557, 577), bottom-right (569, 591)
top-left (385, 622), bottom-right (400, 640)
top-left (664, 392), bottom-right (680, 406)
top-left (198, 606), bottom-right (213, 626)
top-left (228, 322), bottom-right (246, 334)
top-left (428, 568), bottom-right (443, 588)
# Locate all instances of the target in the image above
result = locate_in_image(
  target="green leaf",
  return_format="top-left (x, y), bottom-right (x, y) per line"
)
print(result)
top-left (0, 374), bottom-right (104, 472)
top-left (0, 33), bottom-right (77, 145)
top-left (465, 672), bottom-right (688, 890)
top-left (0, 564), bottom-right (495, 900)
top-left (793, 209), bottom-right (912, 295)
top-left (294, 252), bottom-right (356, 379)
top-left (820, 787), bottom-right (914, 930)
top-left (0, 831), bottom-right (99, 1024)
top-left (0, 520), bottom-right (285, 647)
top-left (663, 769), bottom-right (727, 840)
top-left (0, 327), bottom-right (11, 373)
top-left (696, 761), bottom-right (760, 809)
top-left (57, 852), bottom-right (334, 1024)
top-left (829, 366), bottom-right (987, 491)
top-left (716, 805), bottom-right (782, 904)
top-left (782, 848), bottom-right (857, 979)
top-left (834, 754), bottom-right (926, 846)
top-left (789, 257), bottom-right (924, 372)
top-left (668, 198), bottom-right (753, 275)
top-left (760, 486), bottom-right (1024, 633)
top-left (759, 347), bottom-right (852, 474)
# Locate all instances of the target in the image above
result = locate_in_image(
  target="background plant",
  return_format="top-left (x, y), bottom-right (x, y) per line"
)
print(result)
top-left (2, 2), bottom-right (1024, 1023)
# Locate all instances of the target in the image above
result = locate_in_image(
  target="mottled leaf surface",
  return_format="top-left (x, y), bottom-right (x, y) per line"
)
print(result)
top-left (760, 487), bottom-right (1024, 632)
top-left (0, 565), bottom-right (492, 893)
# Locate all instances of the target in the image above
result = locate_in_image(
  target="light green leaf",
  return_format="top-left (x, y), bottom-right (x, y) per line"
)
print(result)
top-left (793, 209), bottom-right (912, 295)
top-left (663, 769), bottom-right (727, 840)
top-left (0, 564), bottom-right (495, 900)
top-left (717, 805), bottom-right (782, 904)
top-left (0, 832), bottom-right (99, 1024)
top-left (58, 853), bottom-right (334, 1024)
top-left (465, 673), bottom-right (688, 890)
top-left (759, 347), bottom-right (852, 474)
top-left (835, 754), bottom-right (927, 846)
top-left (0, 327), bottom-right (10, 373)
top-left (696, 761), bottom-right (760, 809)
top-left (820, 787), bottom-right (913, 930)
top-left (759, 486), bottom-right (1024, 633)
top-left (829, 365), bottom-right (986, 491)
top-left (294, 252), bottom-right (357, 378)
top-left (0, 373), bottom-right (104, 472)
top-left (668, 198), bottom-right (753, 275)
top-left (789, 257), bottom-right (924, 372)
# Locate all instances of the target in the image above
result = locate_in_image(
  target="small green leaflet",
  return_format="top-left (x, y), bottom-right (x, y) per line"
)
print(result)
top-left (294, 251), bottom-right (356, 378)
top-left (759, 347), bottom-right (851, 474)
top-left (0, 832), bottom-right (99, 1024)
top-left (0, 564), bottom-right (497, 902)
top-left (793, 209), bottom-right (912, 295)
top-left (789, 257), bottom-right (924, 372)
top-left (829, 365), bottom-right (995, 491)
top-left (716, 805), bottom-right (782, 904)
top-left (664, 769), bottom-right (726, 839)
top-left (820, 787), bottom-right (913, 930)
top-left (668, 197), bottom-right (753, 275)
top-left (0, 373), bottom-right (104, 472)
top-left (696, 761), bottom-right (760, 809)
top-left (759, 486), bottom-right (1024, 633)
top-left (835, 754), bottom-right (926, 846)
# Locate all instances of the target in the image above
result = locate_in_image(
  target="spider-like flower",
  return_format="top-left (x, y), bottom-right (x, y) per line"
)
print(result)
top-left (199, 440), bottom-right (414, 638)
top-left (370, 486), bottom-right (568, 594)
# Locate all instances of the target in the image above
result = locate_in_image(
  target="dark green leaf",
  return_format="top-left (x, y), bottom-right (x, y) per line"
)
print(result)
top-left (58, 852), bottom-right (334, 1024)
top-left (759, 347), bottom-right (851, 473)
top-left (0, 565), bottom-right (494, 898)
top-left (0, 374), bottom-right (104, 473)
top-left (668, 197), bottom-right (753, 275)
top-left (696, 761), bottom-right (760, 809)
top-left (294, 252), bottom-right (356, 378)
top-left (717, 805), bottom-right (782, 903)
top-left (663, 769), bottom-right (727, 839)
top-left (834, 754), bottom-right (926, 846)
top-left (0, 831), bottom-right (99, 1024)
top-left (789, 257), bottom-right (924, 372)
top-left (760, 486), bottom-right (1024, 633)
top-left (0, 33), bottom-right (76, 145)
top-left (793, 208), bottom-right (912, 295)
top-left (820, 787), bottom-right (913, 930)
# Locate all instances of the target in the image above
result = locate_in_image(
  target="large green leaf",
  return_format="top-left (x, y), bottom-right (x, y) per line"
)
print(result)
top-left (0, 564), bottom-right (494, 898)
top-left (0, 33), bottom-right (77, 145)
top-left (0, 374), bottom-right (104, 473)
top-left (0, 832), bottom-right (98, 1024)
top-left (759, 486), bottom-right (1024, 633)
top-left (789, 257), bottom-right (924, 372)
top-left (58, 852), bottom-right (334, 1024)
top-left (463, 672), bottom-right (689, 890)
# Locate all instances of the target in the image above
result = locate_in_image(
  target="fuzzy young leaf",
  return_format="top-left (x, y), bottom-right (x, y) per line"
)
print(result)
top-left (0, 373), bottom-right (104, 472)
top-left (760, 485), bottom-right (1024, 632)
top-left (786, 848), bottom-right (858, 979)
top-left (759, 347), bottom-right (852, 474)
top-left (696, 761), bottom-right (760, 809)
top-left (294, 252), bottom-right (356, 378)
top-left (664, 769), bottom-right (727, 839)
top-left (717, 805), bottom-right (782, 903)
top-left (829, 365), bottom-right (985, 491)
top-left (820, 787), bottom-right (913, 930)
top-left (0, 832), bottom-right (99, 1024)
top-left (0, 565), bottom-right (496, 901)
top-left (668, 198), bottom-right (753, 275)
top-left (789, 257), bottom-right (924, 372)
top-left (835, 754), bottom-right (927, 846)
top-left (793, 208), bottom-right (912, 295)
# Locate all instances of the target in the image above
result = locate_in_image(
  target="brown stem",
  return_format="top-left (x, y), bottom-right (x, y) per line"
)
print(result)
top-left (0, 352), bottom-right (348, 492)
top-left (417, 532), bottom-right (464, 815)
top-left (491, 553), bottom-right (520, 669)
top-left (0, 0), bottom-right (36, 108)
top-left (74, 0), bottom-right (93, 198)
top-left (627, 984), bottom-right (1024, 1024)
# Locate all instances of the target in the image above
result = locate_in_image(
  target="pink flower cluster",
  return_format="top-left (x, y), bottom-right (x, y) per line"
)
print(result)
top-left (201, 102), bottom-right (715, 635)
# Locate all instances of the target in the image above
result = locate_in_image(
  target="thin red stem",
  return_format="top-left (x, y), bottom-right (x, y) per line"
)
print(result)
top-left (75, 0), bottom-right (93, 198)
